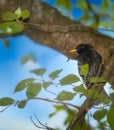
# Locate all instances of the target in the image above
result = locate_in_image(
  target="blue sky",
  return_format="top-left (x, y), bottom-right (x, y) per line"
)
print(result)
top-left (0, 35), bottom-right (79, 130)
top-left (0, 0), bottom-right (114, 130)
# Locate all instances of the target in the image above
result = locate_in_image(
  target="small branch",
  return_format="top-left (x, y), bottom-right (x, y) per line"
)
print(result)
top-left (0, 97), bottom-right (80, 113)
top-left (30, 114), bottom-right (55, 130)
top-left (28, 97), bottom-right (80, 110)
top-left (85, 0), bottom-right (99, 26)
top-left (66, 98), bottom-right (94, 130)
top-left (0, 105), bottom-right (11, 113)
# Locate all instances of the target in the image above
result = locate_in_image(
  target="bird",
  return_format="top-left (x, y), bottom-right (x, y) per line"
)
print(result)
top-left (69, 43), bottom-right (104, 90)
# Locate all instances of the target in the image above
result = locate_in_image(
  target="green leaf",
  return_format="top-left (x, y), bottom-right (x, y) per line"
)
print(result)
top-left (21, 53), bottom-right (36, 65)
top-left (30, 68), bottom-right (46, 76)
top-left (26, 83), bottom-right (41, 98)
top-left (49, 111), bottom-right (57, 118)
top-left (73, 84), bottom-right (86, 93)
top-left (90, 77), bottom-right (107, 83)
top-left (54, 105), bottom-right (65, 111)
top-left (56, 0), bottom-right (71, 10)
top-left (42, 82), bottom-right (51, 88)
top-left (55, 91), bottom-right (76, 101)
top-left (49, 105), bottom-right (65, 118)
top-left (0, 97), bottom-right (14, 106)
top-left (49, 69), bottom-right (62, 80)
top-left (93, 109), bottom-right (107, 121)
top-left (79, 64), bottom-right (89, 77)
top-left (84, 89), bottom-right (99, 99)
top-left (107, 107), bottom-right (114, 130)
top-left (64, 110), bottom-right (76, 125)
top-left (15, 6), bottom-right (22, 18)
top-left (2, 12), bottom-right (17, 21)
top-left (14, 78), bottom-right (35, 92)
top-left (60, 74), bottom-right (80, 85)
top-left (9, 21), bottom-right (24, 33)
top-left (21, 9), bottom-right (30, 19)
top-left (18, 100), bottom-right (27, 109)
top-left (3, 39), bottom-right (10, 48)
top-left (110, 93), bottom-right (114, 105)
top-left (0, 21), bottom-right (24, 34)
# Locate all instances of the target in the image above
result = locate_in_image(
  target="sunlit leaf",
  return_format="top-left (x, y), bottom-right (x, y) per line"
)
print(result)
top-left (79, 64), bottom-right (89, 77)
top-left (60, 74), bottom-right (80, 85)
top-left (107, 107), bottom-right (114, 130)
top-left (30, 68), bottom-right (46, 76)
top-left (73, 84), bottom-right (86, 93)
top-left (49, 69), bottom-right (62, 80)
top-left (21, 9), bottom-right (30, 19)
top-left (2, 12), bottom-right (17, 21)
top-left (90, 77), bottom-right (107, 83)
top-left (18, 100), bottom-right (27, 109)
top-left (0, 97), bottom-right (14, 106)
top-left (26, 83), bottom-right (41, 98)
top-left (93, 109), bottom-right (107, 121)
top-left (15, 6), bottom-right (22, 18)
top-left (14, 78), bottom-right (35, 92)
top-left (55, 91), bottom-right (76, 101)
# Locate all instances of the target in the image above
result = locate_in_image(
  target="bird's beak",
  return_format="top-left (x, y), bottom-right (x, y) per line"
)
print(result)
top-left (69, 49), bottom-right (77, 53)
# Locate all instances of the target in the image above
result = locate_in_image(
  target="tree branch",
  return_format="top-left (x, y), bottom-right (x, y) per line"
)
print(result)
top-left (85, 0), bottom-right (99, 26)
top-left (30, 114), bottom-right (55, 130)
top-left (66, 98), bottom-right (95, 130)
top-left (28, 97), bottom-right (80, 110)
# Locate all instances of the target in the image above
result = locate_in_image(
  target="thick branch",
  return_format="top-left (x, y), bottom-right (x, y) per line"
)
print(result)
top-left (0, 0), bottom-right (113, 86)
top-left (66, 98), bottom-right (95, 130)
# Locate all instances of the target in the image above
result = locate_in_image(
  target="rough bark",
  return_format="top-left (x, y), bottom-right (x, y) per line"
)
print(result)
top-left (0, 0), bottom-right (114, 129)
top-left (0, 0), bottom-right (113, 86)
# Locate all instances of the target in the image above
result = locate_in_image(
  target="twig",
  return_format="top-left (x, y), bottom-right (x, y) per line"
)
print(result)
top-left (28, 97), bottom-right (80, 110)
top-left (0, 105), bottom-right (11, 113)
top-left (85, 0), bottom-right (99, 26)
top-left (30, 114), bottom-right (55, 130)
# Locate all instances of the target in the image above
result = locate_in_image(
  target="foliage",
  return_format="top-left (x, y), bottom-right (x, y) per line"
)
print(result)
top-left (21, 53), bottom-right (36, 65)
top-left (0, 6), bottom-right (30, 34)
top-left (0, 2), bottom-right (114, 130)
top-left (0, 64), bottom-right (113, 129)
top-left (56, 0), bottom-right (114, 29)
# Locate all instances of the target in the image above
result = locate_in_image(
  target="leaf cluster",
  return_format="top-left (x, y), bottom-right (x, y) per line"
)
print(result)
top-left (0, 64), bottom-right (112, 129)
top-left (56, 0), bottom-right (114, 29)
top-left (0, 65), bottom-right (110, 108)
top-left (0, 7), bottom-right (30, 34)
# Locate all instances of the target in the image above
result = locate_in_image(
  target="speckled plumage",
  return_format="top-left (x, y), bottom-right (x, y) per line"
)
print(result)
top-left (76, 44), bottom-right (102, 88)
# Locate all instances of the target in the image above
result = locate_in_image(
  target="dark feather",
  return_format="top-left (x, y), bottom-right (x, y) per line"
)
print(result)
top-left (76, 44), bottom-right (102, 88)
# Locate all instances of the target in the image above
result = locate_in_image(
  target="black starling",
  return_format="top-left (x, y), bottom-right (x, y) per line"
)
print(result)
top-left (69, 44), bottom-right (103, 89)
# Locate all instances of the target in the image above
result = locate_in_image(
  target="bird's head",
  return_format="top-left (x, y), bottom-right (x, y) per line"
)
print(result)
top-left (69, 44), bottom-right (94, 55)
